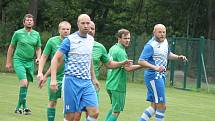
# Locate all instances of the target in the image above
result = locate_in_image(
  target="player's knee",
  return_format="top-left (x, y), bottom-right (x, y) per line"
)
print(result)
top-left (73, 112), bottom-right (81, 121)
top-left (156, 103), bottom-right (166, 110)
top-left (48, 100), bottom-right (57, 108)
top-left (88, 109), bottom-right (99, 118)
top-left (20, 80), bottom-right (28, 87)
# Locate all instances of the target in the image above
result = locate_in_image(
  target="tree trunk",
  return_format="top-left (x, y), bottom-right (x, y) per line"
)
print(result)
top-left (28, 0), bottom-right (39, 24)
top-left (208, 0), bottom-right (215, 40)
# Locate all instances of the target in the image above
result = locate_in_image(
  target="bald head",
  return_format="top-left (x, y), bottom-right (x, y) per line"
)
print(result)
top-left (77, 14), bottom-right (91, 36)
top-left (77, 14), bottom-right (91, 23)
top-left (88, 21), bottom-right (95, 36)
top-left (153, 24), bottom-right (166, 42)
top-left (153, 24), bottom-right (166, 33)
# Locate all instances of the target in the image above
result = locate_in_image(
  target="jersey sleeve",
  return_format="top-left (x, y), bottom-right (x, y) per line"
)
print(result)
top-left (100, 45), bottom-right (110, 64)
top-left (58, 37), bottom-right (70, 55)
top-left (139, 44), bottom-right (153, 61)
top-left (36, 33), bottom-right (42, 48)
top-left (10, 32), bottom-right (17, 46)
top-left (43, 39), bottom-right (52, 56)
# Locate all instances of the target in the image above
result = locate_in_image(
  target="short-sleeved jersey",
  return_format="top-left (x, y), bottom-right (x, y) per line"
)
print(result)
top-left (93, 41), bottom-right (110, 79)
top-left (11, 28), bottom-right (41, 61)
top-left (59, 31), bottom-right (94, 80)
top-left (139, 37), bottom-right (170, 79)
top-left (106, 43), bottom-right (128, 92)
top-left (43, 36), bottom-right (64, 77)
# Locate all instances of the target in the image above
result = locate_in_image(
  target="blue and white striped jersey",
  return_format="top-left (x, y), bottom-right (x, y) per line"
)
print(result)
top-left (59, 31), bottom-right (94, 80)
top-left (139, 37), bottom-right (170, 79)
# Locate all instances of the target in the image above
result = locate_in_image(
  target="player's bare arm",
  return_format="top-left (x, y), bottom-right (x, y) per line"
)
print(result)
top-left (5, 44), bottom-right (15, 71)
top-left (37, 54), bottom-right (48, 88)
top-left (50, 51), bottom-right (63, 92)
top-left (35, 47), bottom-right (41, 64)
top-left (138, 60), bottom-right (165, 72)
top-left (168, 52), bottom-right (187, 62)
top-left (90, 59), bottom-right (100, 91)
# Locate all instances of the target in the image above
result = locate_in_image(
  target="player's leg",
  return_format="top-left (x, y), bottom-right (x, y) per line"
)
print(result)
top-left (74, 112), bottom-right (82, 121)
top-left (47, 77), bottom-right (62, 121)
top-left (21, 61), bottom-right (34, 115)
top-left (154, 77), bottom-right (166, 121)
top-left (81, 80), bottom-right (99, 121)
top-left (139, 79), bottom-right (156, 121)
top-left (13, 59), bottom-right (30, 114)
top-left (63, 76), bottom-right (82, 121)
top-left (106, 90), bottom-right (125, 121)
top-left (47, 100), bottom-right (57, 121)
top-left (105, 90), bottom-right (113, 120)
top-left (64, 112), bottom-right (75, 121)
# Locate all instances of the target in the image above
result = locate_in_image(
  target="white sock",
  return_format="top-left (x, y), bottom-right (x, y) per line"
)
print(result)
top-left (87, 116), bottom-right (97, 121)
top-left (140, 106), bottom-right (155, 121)
top-left (155, 109), bottom-right (165, 121)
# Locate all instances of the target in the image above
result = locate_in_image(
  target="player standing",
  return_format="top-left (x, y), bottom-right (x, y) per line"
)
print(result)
top-left (105, 29), bottom-right (142, 121)
top-left (37, 21), bottom-right (71, 121)
top-left (138, 24), bottom-right (187, 121)
top-left (6, 14), bottom-right (41, 115)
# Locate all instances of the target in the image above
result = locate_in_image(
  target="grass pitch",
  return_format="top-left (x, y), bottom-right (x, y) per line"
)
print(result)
top-left (0, 73), bottom-right (215, 121)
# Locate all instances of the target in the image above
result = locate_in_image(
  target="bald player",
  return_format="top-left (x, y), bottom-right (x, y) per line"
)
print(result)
top-left (37, 21), bottom-right (71, 121)
top-left (50, 14), bottom-right (99, 121)
top-left (138, 24), bottom-right (187, 121)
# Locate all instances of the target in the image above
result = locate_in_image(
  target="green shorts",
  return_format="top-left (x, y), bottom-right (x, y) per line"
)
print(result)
top-left (13, 59), bottom-right (34, 82)
top-left (107, 90), bottom-right (126, 112)
top-left (47, 77), bottom-right (63, 101)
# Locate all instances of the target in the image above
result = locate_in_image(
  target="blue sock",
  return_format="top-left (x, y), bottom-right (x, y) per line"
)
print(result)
top-left (139, 106), bottom-right (155, 121)
top-left (155, 109), bottom-right (165, 121)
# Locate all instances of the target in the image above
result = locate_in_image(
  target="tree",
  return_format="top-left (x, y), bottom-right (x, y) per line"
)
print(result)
top-left (28, 0), bottom-right (39, 23)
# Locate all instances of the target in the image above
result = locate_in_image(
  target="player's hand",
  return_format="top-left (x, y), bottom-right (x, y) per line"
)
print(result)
top-left (155, 66), bottom-right (166, 73)
top-left (93, 79), bottom-right (100, 91)
top-left (5, 62), bottom-right (13, 72)
top-left (124, 60), bottom-right (133, 67)
top-left (50, 80), bottom-right (58, 92)
top-left (35, 58), bottom-right (39, 64)
top-left (37, 73), bottom-right (44, 88)
top-left (178, 55), bottom-right (188, 62)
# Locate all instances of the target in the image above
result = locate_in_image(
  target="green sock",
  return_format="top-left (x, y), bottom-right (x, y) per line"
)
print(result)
top-left (17, 87), bottom-right (27, 109)
top-left (21, 87), bottom-right (28, 109)
top-left (16, 88), bottom-right (22, 109)
top-left (107, 114), bottom-right (118, 121)
top-left (47, 108), bottom-right (56, 121)
top-left (105, 109), bottom-right (113, 121)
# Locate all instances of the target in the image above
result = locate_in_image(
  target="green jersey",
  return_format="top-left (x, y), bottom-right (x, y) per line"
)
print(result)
top-left (93, 41), bottom-right (110, 79)
top-left (11, 28), bottom-right (41, 61)
top-left (106, 43), bottom-right (128, 92)
top-left (43, 36), bottom-right (64, 80)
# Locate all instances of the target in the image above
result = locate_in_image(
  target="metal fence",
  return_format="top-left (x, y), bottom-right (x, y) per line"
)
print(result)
top-left (124, 34), bottom-right (215, 91)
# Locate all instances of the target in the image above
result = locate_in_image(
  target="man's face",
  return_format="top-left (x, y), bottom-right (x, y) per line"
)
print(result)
top-left (59, 24), bottom-right (71, 37)
top-left (154, 27), bottom-right (166, 42)
top-left (78, 16), bottom-right (91, 35)
top-left (23, 17), bottom-right (34, 28)
top-left (88, 23), bottom-right (95, 36)
top-left (119, 33), bottom-right (131, 48)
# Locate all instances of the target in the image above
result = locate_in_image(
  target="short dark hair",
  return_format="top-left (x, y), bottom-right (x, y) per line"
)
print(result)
top-left (117, 29), bottom-right (130, 38)
top-left (23, 14), bottom-right (34, 22)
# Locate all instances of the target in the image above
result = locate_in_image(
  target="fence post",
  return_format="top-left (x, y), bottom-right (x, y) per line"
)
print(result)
top-left (196, 36), bottom-right (205, 89)
top-left (183, 38), bottom-right (189, 89)
top-left (131, 34), bottom-right (137, 82)
top-left (169, 35), bottom-right (176, 86)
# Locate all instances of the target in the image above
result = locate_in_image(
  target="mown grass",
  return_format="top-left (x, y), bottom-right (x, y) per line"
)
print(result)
top-left (0, 73), bottom-right (215, 121)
